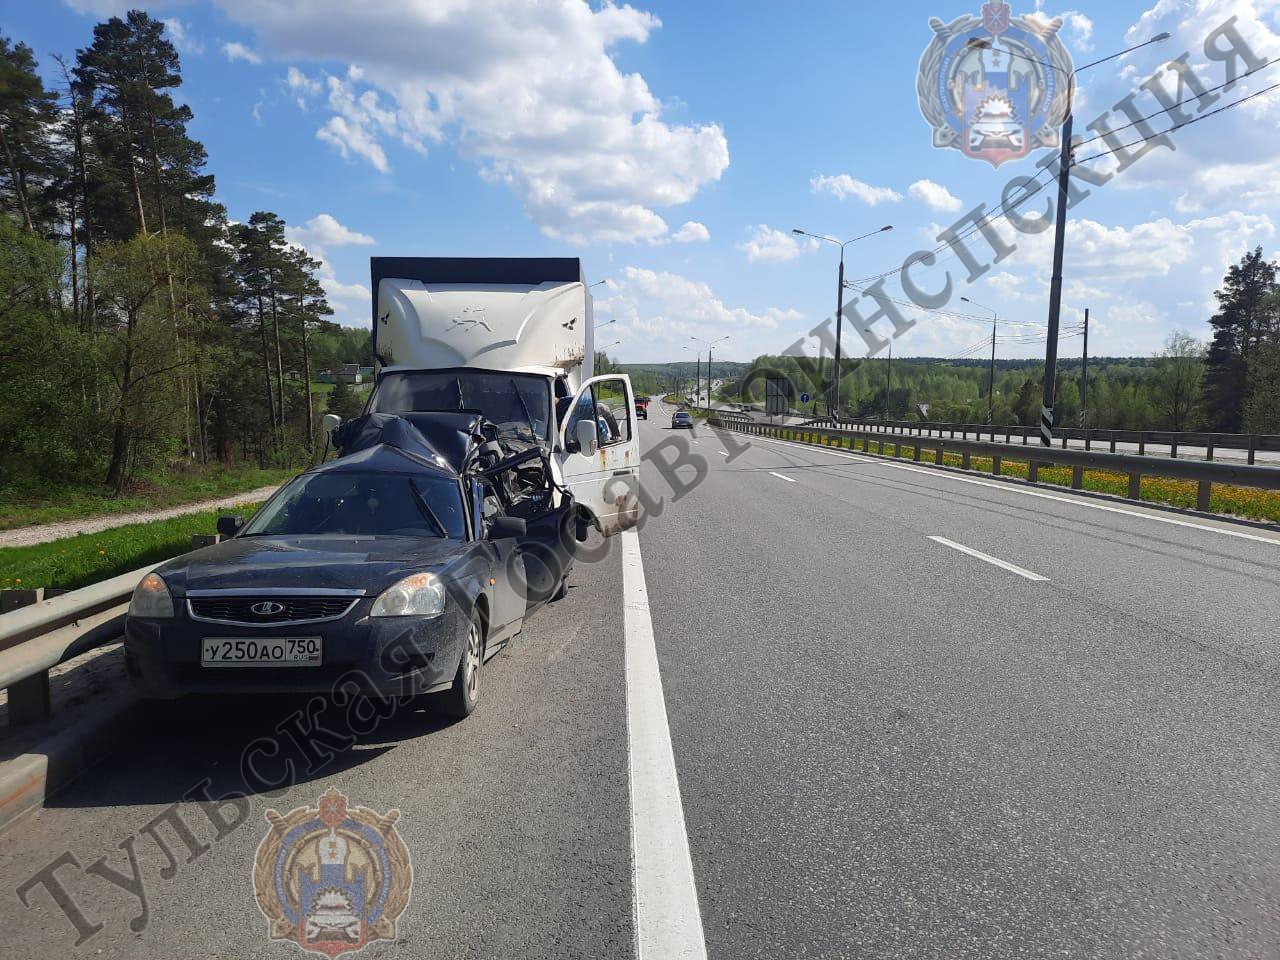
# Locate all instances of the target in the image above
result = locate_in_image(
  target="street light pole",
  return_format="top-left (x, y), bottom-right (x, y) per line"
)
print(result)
top-left (1040, 78), bottom-right (1073, 446)
top-left (690, 335), bottom-right (729, 413)
top-left (884, 339), bottom-right (892, 420)
top-left (1079, 307), bottom-right (1089, 427)
top-left (792, 225), bottom-right (893, 417)
top-left (961, 296), bottom-right (998, 425)
top-left (706, 345), bottom-right (713, 411)
top-left (963, 33), bottom-right (1167, 446)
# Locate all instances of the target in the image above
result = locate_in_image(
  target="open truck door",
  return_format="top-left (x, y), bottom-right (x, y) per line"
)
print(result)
top-left (559, 374), bottom-right (640, 537)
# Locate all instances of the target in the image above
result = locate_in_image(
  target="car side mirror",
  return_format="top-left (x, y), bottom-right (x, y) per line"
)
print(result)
top-left (322, 413), bottom-right (341, 434)
top-left (486, 516), bottom-right (527, 540)
top-left (573, 419), bottom-right (598, 456)
top-left (216, 515), bottom-right (244, 538)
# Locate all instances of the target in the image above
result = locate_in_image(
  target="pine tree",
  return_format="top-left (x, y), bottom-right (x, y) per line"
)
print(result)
top-left (1202, 247), bottom-right (1278, 431)
top-left (0, 36), bottom-right (60, 234)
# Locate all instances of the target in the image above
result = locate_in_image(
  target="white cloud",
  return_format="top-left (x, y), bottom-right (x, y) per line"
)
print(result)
top-left (810, 173), bottom-right (902, 206)
top-left (908, 179), bottom-right (963, 213)
top-left (281, 214), bottom-right (375, 326)
top-left (739, 224), bottom-right (816, 263)
top-left (62, 0), bottom-right (132, 14)
top-left (218, 0), bottom-right (728, 245)
top-left (1031, 6), bottom-right (1095, 51)
top-left (164, 18), bottom-right (204, 55)
top-left (222, 41), bottom-right (263, 65)
top-left (1174, 157), bottom-right (1280, 212)
top-left (284, 213), bottom-right (375, 249)
top-left (595, 266), bottom-right (805, 361)
top-left (1101, 0), bottom-right (1280, 198)
top-left (309, 72), bottom-right (400, 174)
top-left (670, 220), bottom-right (710, 243)
top-left (285, 66), bottom-right (323, 110)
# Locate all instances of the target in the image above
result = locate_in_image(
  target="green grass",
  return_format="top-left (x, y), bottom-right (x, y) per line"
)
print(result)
top-left (761, 428), bottom-right (1280, 524)
top-left (0, 465), bottom-right (294, 531)
top-left (0, 503), bottom-right (263, 591)
top-left (311, 380), bottom-right (373, 396)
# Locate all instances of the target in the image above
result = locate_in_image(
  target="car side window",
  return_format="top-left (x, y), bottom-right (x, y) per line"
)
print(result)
top-left (593, 379), bottom-right (631, 447)
top-left (564, 389), bottom-right (597, 450)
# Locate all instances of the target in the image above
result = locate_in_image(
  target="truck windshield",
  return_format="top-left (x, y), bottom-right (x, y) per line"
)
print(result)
top-left (370, 371), bottom-right (551, 443)
top-left (241, 471), bottom-right (466, 539)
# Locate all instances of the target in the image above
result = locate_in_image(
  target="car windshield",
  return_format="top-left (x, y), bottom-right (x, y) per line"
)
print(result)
top-left (241, 470), bottom-right (466, 539)
top-left (370, 371), bottom-right (551, 442)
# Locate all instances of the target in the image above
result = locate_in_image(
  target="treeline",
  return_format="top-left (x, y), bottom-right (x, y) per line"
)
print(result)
top-left (618, 361), bottom-right (748, 398)
top-left (0, 13), bottom-right (366, 495)
top-left (733, 247), bottom-right (1280, 434)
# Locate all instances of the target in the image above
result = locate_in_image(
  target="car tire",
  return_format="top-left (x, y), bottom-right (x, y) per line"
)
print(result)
top-left (550, 576), bottom-right (568, 602)
top-left (438, 607), bottom-right (484, 719)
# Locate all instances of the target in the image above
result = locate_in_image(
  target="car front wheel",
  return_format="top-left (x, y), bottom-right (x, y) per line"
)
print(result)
top-left (438, 607), bottom-right (483, 719)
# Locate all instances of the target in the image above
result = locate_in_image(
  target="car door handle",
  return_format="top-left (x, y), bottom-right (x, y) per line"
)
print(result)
top-left (612, 469), bottom-right (631, 476)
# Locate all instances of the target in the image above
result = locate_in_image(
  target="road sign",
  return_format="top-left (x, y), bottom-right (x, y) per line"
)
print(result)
top-left (800, 393), bottom-right (810, 404)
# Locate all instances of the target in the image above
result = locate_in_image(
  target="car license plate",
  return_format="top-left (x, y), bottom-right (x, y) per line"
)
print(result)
top-left (201, 637), bottom-right (323, 667)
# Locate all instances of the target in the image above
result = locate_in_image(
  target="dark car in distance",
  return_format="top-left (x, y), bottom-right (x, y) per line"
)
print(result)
top-left (124, 413), bottom-right (577, 719)
top-left (671, 411), bottom-right (694, 429)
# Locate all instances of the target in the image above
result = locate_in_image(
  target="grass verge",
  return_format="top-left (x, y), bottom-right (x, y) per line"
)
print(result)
top-left (0, 465), bottom-right (294, 531)
top-left (769, 429), bottom-right (1280, 524)
top-left (0, 503), bottom-right (261, 591)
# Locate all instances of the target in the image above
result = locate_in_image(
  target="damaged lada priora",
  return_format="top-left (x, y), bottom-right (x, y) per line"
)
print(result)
top-left (123, 412), bottom-right (577, 718)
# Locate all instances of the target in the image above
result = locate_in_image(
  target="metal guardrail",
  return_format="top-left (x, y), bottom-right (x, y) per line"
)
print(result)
top-left (795, 415), bottom-right (1280, 464)
top-left (0, 564), bottom-right (156, 725)
top-left (709, 415), bottom-right (1280, 508)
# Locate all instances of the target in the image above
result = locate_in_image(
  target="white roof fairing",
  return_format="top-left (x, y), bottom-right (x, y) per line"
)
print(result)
top-left (377, 278), bottom-right (594, 391)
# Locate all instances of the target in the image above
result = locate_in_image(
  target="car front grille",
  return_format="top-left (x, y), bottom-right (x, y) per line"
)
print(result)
top-left (188, 596), bottom-right (358, 625)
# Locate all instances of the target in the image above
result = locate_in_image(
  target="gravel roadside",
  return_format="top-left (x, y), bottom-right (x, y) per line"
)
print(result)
top-left (0, 484), bottom-right (282, 549)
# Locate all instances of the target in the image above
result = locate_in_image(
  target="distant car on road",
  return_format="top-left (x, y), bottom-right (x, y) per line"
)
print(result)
top-left (671, 411), bottom-right (694, 429)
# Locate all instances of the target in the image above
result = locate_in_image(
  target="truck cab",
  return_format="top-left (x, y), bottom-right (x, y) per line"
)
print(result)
top-left (356, 258), bottom-right (640, 538)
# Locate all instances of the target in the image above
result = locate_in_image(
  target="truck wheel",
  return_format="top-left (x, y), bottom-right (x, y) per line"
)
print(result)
top-left (550, 577), bottom-right (569, 602)
top-left (438, 608), bottom-right (483, 719)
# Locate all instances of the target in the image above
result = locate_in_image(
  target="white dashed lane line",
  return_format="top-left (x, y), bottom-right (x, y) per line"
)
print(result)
top-left (928, 535), bottom-right (1050, 582)
top-left (768, 471), bottom-right (797, 483)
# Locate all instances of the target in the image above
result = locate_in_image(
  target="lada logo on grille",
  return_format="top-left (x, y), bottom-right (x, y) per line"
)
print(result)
top-left (250, 601), bottom-right (286, 616)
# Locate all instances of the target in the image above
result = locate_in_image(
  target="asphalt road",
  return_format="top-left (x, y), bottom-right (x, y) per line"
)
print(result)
top-left (3, 402), bottom-right (1279, 958)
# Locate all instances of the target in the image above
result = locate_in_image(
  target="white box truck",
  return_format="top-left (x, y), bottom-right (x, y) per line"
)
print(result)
top-left (361, 257), bottom-right (640, 537)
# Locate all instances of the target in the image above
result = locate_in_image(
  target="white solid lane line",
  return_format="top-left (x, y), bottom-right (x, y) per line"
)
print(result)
top-left (739, 431), bottom-right (1280, 548)
top-left (928, 535), bottom-right (1050, 582)
top-left (768, 471), bottom-right (797, 483)
top-left (622, 531), bottom-right (708, 960)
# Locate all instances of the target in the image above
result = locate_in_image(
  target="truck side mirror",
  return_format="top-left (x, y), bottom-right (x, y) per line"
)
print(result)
top-left (322, 413), bottom-right (341, 434)
top-left (216, 515), bottom-right (244, 538)
top-left (573, 419), bottom-right (598, 456)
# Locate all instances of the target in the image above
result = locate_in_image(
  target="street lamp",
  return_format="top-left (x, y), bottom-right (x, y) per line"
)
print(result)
top-left (690, 335), bottom-right (729, 412)
top-left (966, 31), bottom-right (1169, 445)
top-left (961, 296), bottom-right (998, 425)
top-left (792, 225), bottom-right (893, 418)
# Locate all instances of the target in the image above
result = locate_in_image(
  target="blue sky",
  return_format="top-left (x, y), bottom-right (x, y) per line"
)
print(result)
top-left (10, 1), bottom-right (1280, 363)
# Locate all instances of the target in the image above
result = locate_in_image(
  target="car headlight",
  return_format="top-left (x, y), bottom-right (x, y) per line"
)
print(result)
top-left (371, 572), bottom-right (447, 618)
top-left (129, 572), bottom-right (174, 618)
